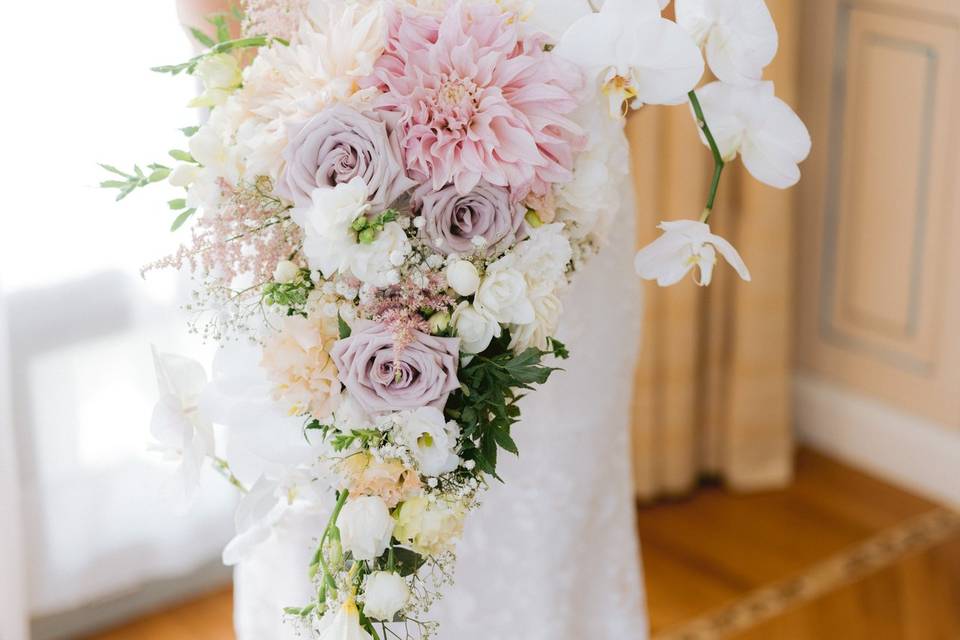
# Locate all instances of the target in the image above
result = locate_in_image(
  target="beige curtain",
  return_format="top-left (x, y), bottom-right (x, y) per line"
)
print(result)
top-left (628, 0), bottom-right (799, 501)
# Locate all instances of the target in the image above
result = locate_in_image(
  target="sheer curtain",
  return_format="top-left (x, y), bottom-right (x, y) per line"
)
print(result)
top-left (1, 0), bottom-right (235, 627)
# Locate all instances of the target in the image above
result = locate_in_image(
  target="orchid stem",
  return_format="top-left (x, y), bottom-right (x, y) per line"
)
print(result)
top-left (314, 489), bottom-right (350, 598)
top-left (213, 457), bottom-right (248, 493)
top-left (688, 89), bottom-right (725, 223)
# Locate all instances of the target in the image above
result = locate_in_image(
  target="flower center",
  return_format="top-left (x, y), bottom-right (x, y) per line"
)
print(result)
top-left (432, 75), bottom-right (480, 131)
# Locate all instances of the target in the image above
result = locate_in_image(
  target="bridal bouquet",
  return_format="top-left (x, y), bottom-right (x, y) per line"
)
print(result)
top-left (105, 0), bottom-right (808, 637)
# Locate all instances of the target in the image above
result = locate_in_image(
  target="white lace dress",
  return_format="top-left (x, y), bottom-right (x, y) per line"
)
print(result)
top-left (233, 184), bottom-right (648, 640)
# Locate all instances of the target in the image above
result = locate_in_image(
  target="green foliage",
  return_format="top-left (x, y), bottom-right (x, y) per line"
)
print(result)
top-left (168, 149), bottom-right (195, 163)
top-left (99, 163), bottom-right (171, 201)
top-left (445, 333), bottom-right (568, 478)
top-left (388, 546), bottom-right (425, 578)
top-left (180, 125), bottom-right (200, 137)
top-left (353, 209), bottom-right (399, 245)
top-left (151, 35), bottom-right (288, 76)
top-left (338, 314), bottom-right (352, 339)
top-left (170, 208), bottom-right (197, 231)
top-left (262, 271), bottom-right (314, 315)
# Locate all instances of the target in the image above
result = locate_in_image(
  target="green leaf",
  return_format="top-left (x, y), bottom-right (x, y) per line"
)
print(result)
top-left (180, 125), bottom-right (200, 137)
top-left (170, 208), bottom-right (197, 231)
top-left (189, 27), bottom-right (216, 48)
top-left (99, 163), bottom-right (132, 178)
top-left (390, 547), bottom-right (425, 577)
top-left (148, 168), bottom-right (171, 182)
top-left (168, 149), bottom-right (195, 163)
top-left (168, 198), bottom-right (187, 210)
top-left (337, 314), bottom-right (352, 339)
top-left (206, 14), bottom-right (230, 43)
top-left (100, 180), bottom-right (128, 189)
top-left (491, 426), bottom-right (518, 455)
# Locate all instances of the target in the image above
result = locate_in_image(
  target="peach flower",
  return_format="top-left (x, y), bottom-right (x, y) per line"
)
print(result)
top-left (261, 315), bottom-right (342, 420)
top-left (340, 452), bottom-right (422, 509)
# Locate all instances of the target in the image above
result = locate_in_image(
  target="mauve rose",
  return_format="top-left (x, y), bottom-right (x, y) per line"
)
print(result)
top-left (278, 105), bottom-right (415, 211)
top-left (331, 321), bottom-right (460, 414)
top-left (413, 181), bottom-right (526, 255)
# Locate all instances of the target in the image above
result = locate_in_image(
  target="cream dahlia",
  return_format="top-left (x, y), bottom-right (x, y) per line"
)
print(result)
top-left (364, 2), bottom-right (584, 200)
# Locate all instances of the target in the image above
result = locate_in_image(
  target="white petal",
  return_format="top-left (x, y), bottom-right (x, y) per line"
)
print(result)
top-left (707, 231), bottom-right (752, 281)
top-left (694, 244), bottom-right (717, 286)
top-left (741, 93), bottom-right (811, 189)
top-left (628, 19), bottom-right (705, 106)
top-left (151, 345), bottom-right (208, 402)
top-left (692, 81), bottom-right (747, 160)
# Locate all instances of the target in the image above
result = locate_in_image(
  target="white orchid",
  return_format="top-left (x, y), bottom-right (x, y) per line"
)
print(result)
top-left (149, 347), bottom-right (214, 501)
top-left (315, 598), bottom-right (373, 640)
top-left (676, 0), bottom-right (778, 86)
top-left (694, 80), bottom-right (811, 188)
top-left (635, 220), bottom-right (751, 286)
top-left (556, 0), bottom-right (703, 117)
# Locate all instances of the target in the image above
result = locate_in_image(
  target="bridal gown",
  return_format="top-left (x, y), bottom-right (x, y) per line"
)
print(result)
top-left (234, 182), bottom-right (648, 640)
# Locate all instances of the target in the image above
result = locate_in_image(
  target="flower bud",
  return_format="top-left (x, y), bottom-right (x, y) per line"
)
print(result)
top-left (446, 260), bottom-right (480, 297)
top-left (272, 260), bottom-right (300, 283)
top-left (195, 53), bottom-right (242, 91)
top-left (169, 163), bottom-right (201, 187)
top-left (428, 311), bottom-right (451, 334)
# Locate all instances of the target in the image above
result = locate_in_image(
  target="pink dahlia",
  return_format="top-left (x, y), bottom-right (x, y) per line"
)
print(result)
top-left (363, 2), bottom-right (585, 200)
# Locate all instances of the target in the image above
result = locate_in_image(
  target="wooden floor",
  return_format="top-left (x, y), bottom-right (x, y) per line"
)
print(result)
top-left (86, 450), bottom-right (960, 639)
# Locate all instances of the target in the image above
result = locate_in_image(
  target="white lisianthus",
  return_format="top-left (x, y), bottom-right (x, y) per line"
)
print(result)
top-left (362, 571), bottom-right (410, 621)
top-left (394, 407), bottom-right (461, 477)
top-left (315, 598), bottom-right (373, 640)
top-left (635, 219), bottom-right (751, 287)
top-left (190, 53), bottom-right (243, 108)
top-left (556, 0), bottom-right (703, 117)
top-left (272, 260), bottom-right (301, 283)
top-left (474, 262), bottom-right (535, 325)
top-left (511, 224), bottom-right (573, 288)
top-left (393, 495), bottom-right (467, 556)
top-left (149, 347), bottom-right (214, 501)
top-left (338, 496), bottom-right (395, 561)
top-left (693, 81), bottom-right (811, 189)
top-left (168, 163), bottom-right (202, 188)
top-left (676, 0), bottom-right (777, 87)
top-left (509, 289), bottom-right (563, 353)
top-left (293, 177), bottom-right (370, 278)
top-left (452, 302), bottom-right (501, 354)
top-left (445, 260), bottom-right (480, 296)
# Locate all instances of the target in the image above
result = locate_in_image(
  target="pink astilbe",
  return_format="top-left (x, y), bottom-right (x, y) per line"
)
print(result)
top-left (363, 2), bottom-right (586, 200)
top-left (143, 179), bottom-right (302, 292)
top-left (242, 0), bottom-right (309, 40)
top-left (360, 272), bottom-right (454, 353)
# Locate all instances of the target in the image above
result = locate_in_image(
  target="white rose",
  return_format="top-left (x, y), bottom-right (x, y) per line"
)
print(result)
top-left (272, 260), bottom-right (300, 283)
top-left (445, 260), bottom-right (480, 296)
top-left (397, 407), bottom-right (460, 477)
top-left (452, 301), bottom-right (501, 354)
top-left (338, 496), bottom-right (395, 561)
top-left (362, 571), bottom-right (410, 621)
top-left (509, 288), bottom-right (563, 352)
top-left (168, 163), bottom-right (201, 187)
top-left (474, 263), bottom-right (535, 325)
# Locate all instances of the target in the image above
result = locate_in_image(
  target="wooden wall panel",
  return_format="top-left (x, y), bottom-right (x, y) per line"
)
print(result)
top-left (797, 0), bottom-right (960, 427)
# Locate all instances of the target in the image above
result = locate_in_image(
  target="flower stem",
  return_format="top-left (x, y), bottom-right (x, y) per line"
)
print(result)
top-left (213, 457), bottom-right (248, 493)
top-left (688, 89), bottom-right (725, 223)
top-left (315, 489), bottom-right (350, 597)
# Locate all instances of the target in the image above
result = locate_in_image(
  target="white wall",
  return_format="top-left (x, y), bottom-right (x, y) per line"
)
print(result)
top-left (795, 373), bottom-right (960, 509)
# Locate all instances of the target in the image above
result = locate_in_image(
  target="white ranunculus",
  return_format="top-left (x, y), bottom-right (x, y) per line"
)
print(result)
top-left (475, 263), bottom-right (535, 325)
top-left (509, 289), bottom-right (563, 353)
top-left (315, 598), bottom-right (373, 640)
top-left (273, 260), bottom-right (300, 283)
top-left (452, 301), bottom-right (501, 354)
top-left (676, 0), bottom-right (777, 87)
top-left (694, 81), bottom-right (811, 189)
top-left (293, 177), bottom-right (371, 279)
top-left (555, 0), bottom-right (703, 117)
top-left (338, 496), bottom-right (395, 561)
top-left (446, 260), bottom-right (480, 296)
top-left (149, 347), bottom-right (214, 502)
top-left (363, 571), bottom-right (410, 621)
top-left (635, 219), bottom-right (751, 287)
top-left (396, 407), bottom-right (461, 477)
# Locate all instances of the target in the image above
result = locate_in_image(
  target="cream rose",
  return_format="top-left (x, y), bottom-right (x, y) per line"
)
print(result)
top-left (451, 302), bottom-right (501, 354)
top-left (338, 496), bottom-right (395, 561)
top-left (362, 571), bottom-right (410, 621)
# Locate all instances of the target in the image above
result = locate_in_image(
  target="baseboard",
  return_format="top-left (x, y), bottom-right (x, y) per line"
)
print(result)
top-left (794, 373), bottom-right (960, 510)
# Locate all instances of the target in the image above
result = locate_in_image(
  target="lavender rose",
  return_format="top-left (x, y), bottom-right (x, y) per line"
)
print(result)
top-left (414, 181), bottom-right (526, 255)
top-left (278, 105), bottom-right (415, 211)
top-left (330, 321), bottom-right (460, 414)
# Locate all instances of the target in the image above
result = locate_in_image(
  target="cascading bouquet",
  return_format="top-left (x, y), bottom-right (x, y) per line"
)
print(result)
top-left (105, 0), bottom-right (808, 637)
